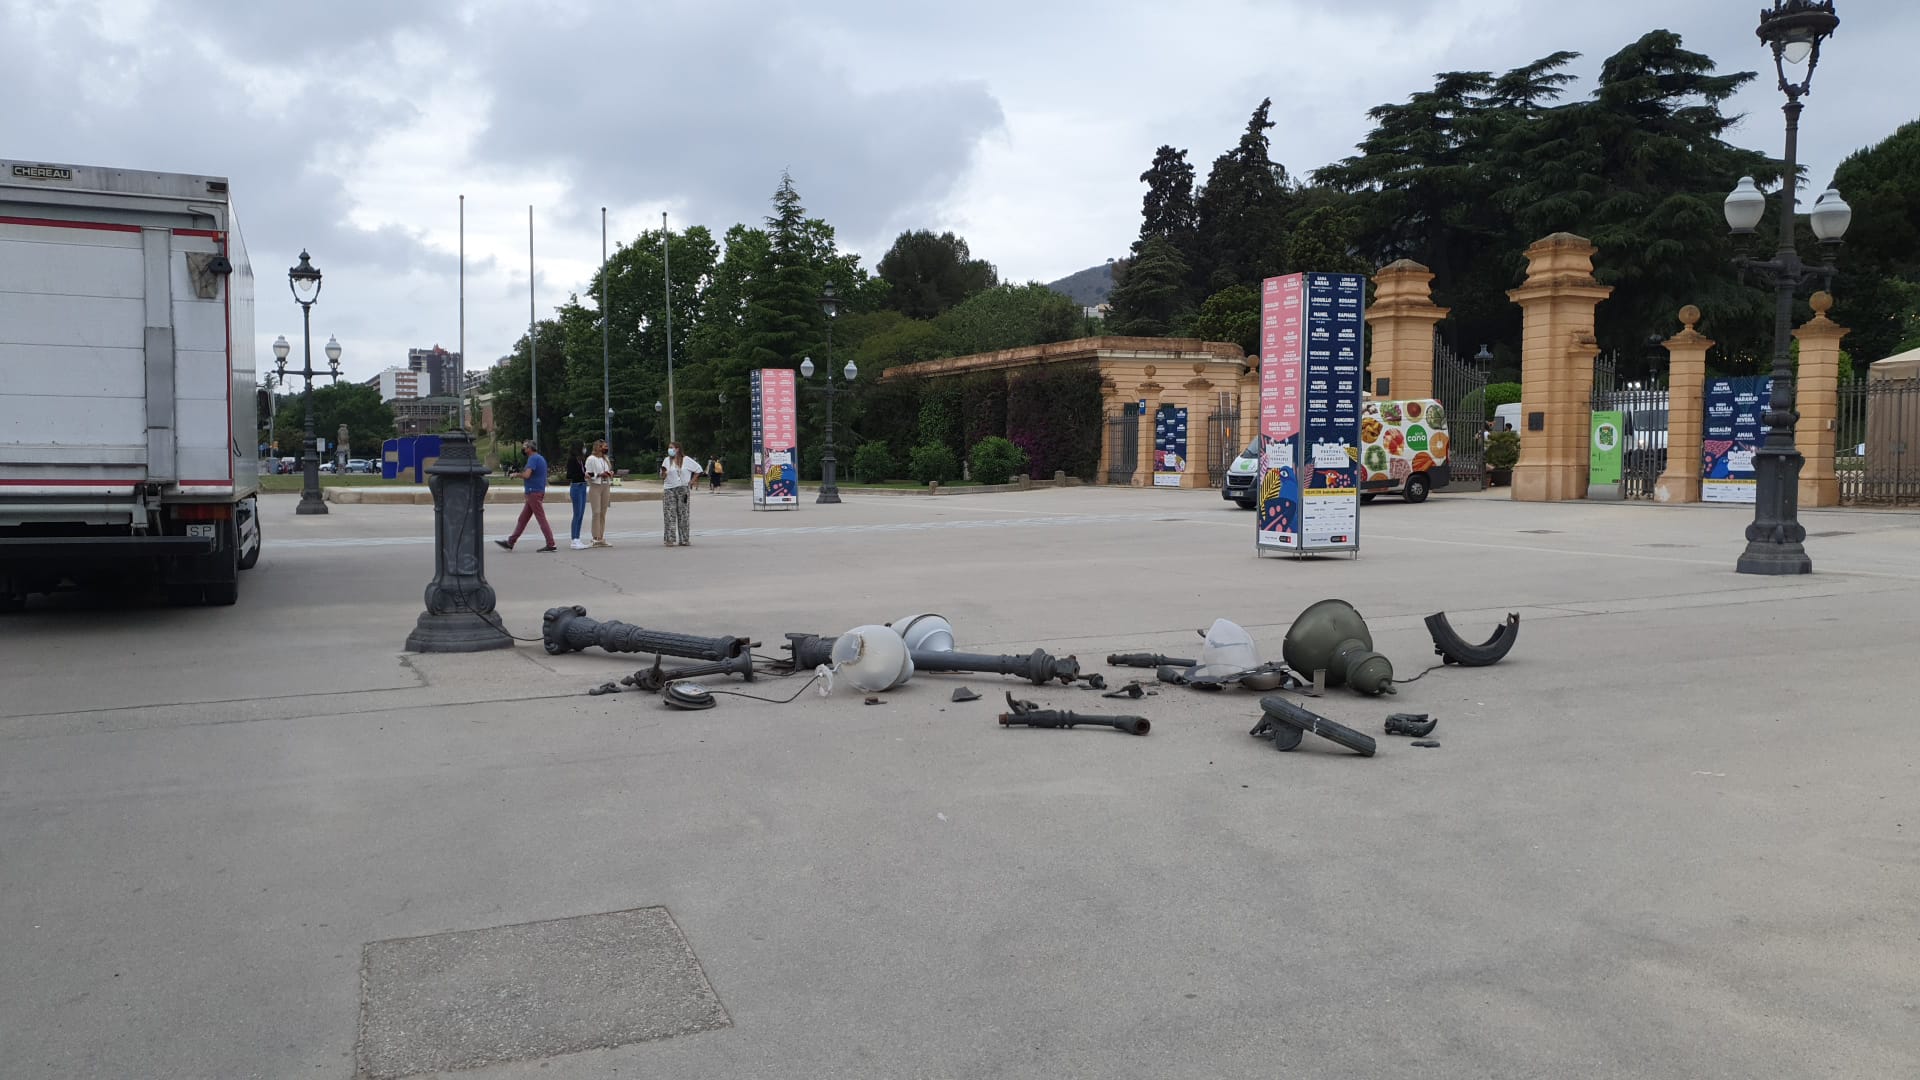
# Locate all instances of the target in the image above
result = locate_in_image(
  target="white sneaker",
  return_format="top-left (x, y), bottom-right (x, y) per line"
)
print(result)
top-left (570, 539), bottom-right (588, 550)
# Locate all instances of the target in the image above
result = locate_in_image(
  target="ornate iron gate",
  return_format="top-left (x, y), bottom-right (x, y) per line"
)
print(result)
top-left (1206, 391), bottom-right (1240, 476)
top-left (1837, 376), bottom-right (1920, 505)
top-left (1591, 354), bottom-right (1664, 500)
top-left (1433, 336), bottom-right (1487, 488)
top-left (1105, 406), bottom-right (1140, 485)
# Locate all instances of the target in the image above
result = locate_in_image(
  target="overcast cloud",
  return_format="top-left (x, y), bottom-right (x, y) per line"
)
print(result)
top-left (3, 0), bottom-right (1913, 383)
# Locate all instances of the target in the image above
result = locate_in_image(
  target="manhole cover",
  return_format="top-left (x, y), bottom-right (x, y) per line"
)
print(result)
top-left (1518, 529), bottom-right (1561, 535)
top-left (356, 907), bottom-right (730, 1079)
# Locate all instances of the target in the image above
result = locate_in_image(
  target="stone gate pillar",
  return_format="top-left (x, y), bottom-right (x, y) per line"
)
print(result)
top-left (1507, 233), bottom-right (1614, 502)
top-left (1134, 367), bottom-right (1162, 488)
top-left (1655, 306), bottom-right (1712, 504)
top-left (1183, 364), bottom-right (1215, 488)
top-left (1795, 291), bottom-right (1848, 508)
top-left (1366, 260), bottom-right (1448, 400)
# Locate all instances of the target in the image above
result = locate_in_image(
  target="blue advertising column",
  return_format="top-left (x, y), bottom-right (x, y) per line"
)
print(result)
top-left (1258, 272), bottom-right (1364, 556)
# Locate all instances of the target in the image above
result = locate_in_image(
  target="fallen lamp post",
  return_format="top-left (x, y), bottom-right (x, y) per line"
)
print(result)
top-left (781, 632), bottom-right (1081, 685)
top-left (543, 605), bottom-right (752, 661)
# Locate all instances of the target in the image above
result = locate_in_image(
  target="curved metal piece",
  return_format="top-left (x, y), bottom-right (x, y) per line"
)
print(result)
top-left (542, 605), bottom-right (750, 661)
top-left (1424, 611), bottom-right (1520, 667)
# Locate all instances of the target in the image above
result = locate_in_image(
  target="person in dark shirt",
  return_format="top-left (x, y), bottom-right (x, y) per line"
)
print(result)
top-left (564, 446), bottom-right (589, 549)
top-left (496, 440), bottom-right (557, 552)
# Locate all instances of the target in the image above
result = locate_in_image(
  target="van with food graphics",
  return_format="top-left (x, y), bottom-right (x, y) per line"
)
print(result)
top-left (1359, 398), bottom-right (1450, 503)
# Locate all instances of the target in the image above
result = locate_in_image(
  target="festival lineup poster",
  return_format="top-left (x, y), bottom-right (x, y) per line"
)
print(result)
top-left (750, 368), bottom-right (799, 508)
top-left (1153, 404), bottom-right (1188, 487)
top-left (1703, 375), bottom-right (1772, 503)
top-left (1259, 272), bottom-right (1363, 553)
top-left (1256, 275), bottom-right (1304, 549)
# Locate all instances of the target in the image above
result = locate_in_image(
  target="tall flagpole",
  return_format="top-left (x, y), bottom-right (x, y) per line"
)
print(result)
top-left (602, 207), bottom-right (611, 447)
top-left (459, 195), bottom-right (467, 432)
top-left (528, 205), bottom-right (539, 448)
top-left (663, 210), bottom-right (675, 443)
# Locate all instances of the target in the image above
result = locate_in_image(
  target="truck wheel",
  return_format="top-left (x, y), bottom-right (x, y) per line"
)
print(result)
top-left (204, 581), bottom-right (239, 606)
top-left (1235, 498), bottom-right (1255, 510)
top-left (236, 499), bottom-right (262, 571)
top-left (1360, 493), bottom-right (1377, 505)
top-left (1403, 473), bottom-right (1431, 504)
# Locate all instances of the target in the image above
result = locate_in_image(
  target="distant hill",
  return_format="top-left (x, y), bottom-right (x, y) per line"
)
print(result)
top-left (1045, 262), bottom-right (1114, 307)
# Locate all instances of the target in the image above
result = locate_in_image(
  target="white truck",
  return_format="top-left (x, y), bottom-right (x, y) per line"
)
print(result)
top-left (1, 161), bottom-right (261, 607)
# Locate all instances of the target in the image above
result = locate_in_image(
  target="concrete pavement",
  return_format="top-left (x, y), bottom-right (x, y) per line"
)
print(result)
top-left (2, 485), bottom-right (1916, 1078)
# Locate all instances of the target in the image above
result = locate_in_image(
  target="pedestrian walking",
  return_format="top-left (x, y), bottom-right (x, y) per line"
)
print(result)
top-left (586, 439), bottom-right (616, 547)
top-left (565, 445), bottom-right (589, 550)
top-left (709, 456), bottom-right (724, 492)
top-left (659, 441), bottom-right (703, 547)
top-left (495, 439), bottom-right (557, 552)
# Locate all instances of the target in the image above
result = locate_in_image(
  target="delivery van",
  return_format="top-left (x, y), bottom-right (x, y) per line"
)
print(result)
top-left (1359, 398), bottom-right (1450, 503)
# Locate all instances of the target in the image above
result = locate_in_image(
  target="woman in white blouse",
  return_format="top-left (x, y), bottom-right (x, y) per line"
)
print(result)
top-left (585, 440), bottom-right (615, 547)
top-left (658, 441), bottom-right (703, 546)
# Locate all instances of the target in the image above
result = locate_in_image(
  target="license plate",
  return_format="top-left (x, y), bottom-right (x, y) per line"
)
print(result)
top-left (186, 524), bottom-right (216, 538)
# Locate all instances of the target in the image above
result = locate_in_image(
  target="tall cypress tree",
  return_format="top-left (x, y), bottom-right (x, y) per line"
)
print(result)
top-left (741, 172), bottom-right (824, 370)
top-left (1194, 100), bottom-right (1293, 291)
top-left (1135, 144), bottom-right (1198, 266)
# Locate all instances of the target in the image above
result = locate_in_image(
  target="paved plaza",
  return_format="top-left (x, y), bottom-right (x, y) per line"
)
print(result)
top-left (2, 485), bottom-right (1916, 1079)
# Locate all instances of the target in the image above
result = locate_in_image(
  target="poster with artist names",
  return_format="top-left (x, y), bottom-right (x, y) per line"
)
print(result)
top-left (750, 368), bottom-right (799, 508)
top-left (1256, 275), bottom-right (1305, 548)
top-left (1153, 404), bottom-right (1188, 486)
top-left (1702, 375), bottom-right (1772, 504)
top-left (1259, 272), bottom-right (1363, 553)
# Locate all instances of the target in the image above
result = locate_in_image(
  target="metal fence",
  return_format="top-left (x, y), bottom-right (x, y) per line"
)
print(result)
top-left (1433, 337), bottom-right (1487, 488)
top-left (1104, 408), bottom-right (1139, 485)
top-left (1206, 391), bottom-right (1240, 477)
top-left (1837, 376), bottom-right (1920, 505)
top-left (1592, 384), bottom-right (1668, 500)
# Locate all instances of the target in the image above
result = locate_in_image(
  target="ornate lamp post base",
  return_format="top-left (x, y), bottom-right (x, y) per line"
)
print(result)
top-left (405, 431), bottom-right (513, 652)
top-left (1736, 447), bottom-right (1812, 574)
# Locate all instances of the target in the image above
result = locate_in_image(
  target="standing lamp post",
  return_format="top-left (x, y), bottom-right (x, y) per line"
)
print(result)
top-left (800, 353), bottom-right (858, 504)
top-left (806, 282), bottom-right (855, 503)
top-left (1723, 0), bottom-right (1849, 576)
top-left (280, 250), bottom-right (340, 516)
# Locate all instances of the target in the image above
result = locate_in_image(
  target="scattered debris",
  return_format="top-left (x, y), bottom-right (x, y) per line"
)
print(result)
top-left (543, 605), bottom-right (752, 661)
top-left (1411, 740), bottom-right (1441, 749)
top-left (623, 653), bottom-right (756, 692)
top-left (1107, 652), bottom-right (1197, 669)
top-left (1102, 681), bottom-right (1146, 699)
top-left (783, 628), bottom-right (1082, 685)
top-left (1281, 599), bottom-right (1395, 696)
top-left (661, 683), bottom-right (716, 710)
top-left (1254, 695), bottom-right (1377, 756)
top-left (951, 687), bottom-right (981, 703)
top-left (587, 682), bottom-right (622, 696)
top-left (1384, 712), bottom-right (1438, 737)
top-left (1079, 673), bottom-right (1107, 690)
top-left (998, 692), bottom-right (1149, 735)
top-left (1425, 611), bottom-right (1520, 667)
top-left (864, 696), bottom-right (885, 706)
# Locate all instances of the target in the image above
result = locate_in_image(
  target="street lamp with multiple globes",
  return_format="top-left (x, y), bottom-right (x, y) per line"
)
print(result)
top-left (806, 282), bottom-right (856, 504)
top-left (1722, 0), bottom-right (1849, 575)
top-left (279, 250), bottom-right (342, 516)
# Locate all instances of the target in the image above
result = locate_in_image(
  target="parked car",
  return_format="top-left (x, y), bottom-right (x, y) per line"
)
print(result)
top-left (346, 458), bottom-right (375, 474)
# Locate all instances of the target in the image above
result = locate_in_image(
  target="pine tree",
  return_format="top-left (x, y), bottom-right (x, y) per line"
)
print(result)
top-left (1194, 100), bottom-right (1294, 291)
top-left (1135, 145), bottom-right (1198, 266)
top-left (741, 172), bottom-right (824, 370)
top-left (1106, 238), bottom-right (1194, 337)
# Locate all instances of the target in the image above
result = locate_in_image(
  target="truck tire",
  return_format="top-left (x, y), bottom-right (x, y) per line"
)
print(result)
top-left (1360, 493), bottom-right (1377, 505)
top-left (1403, 472), bottom-right (1431, 504)
top-left (236, 498), bottom-right (261, 571)
top-left (1235, 498), bottom-right (1255, 510)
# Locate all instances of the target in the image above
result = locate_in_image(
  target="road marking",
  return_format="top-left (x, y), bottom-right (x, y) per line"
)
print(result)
top-left (270, 512), bottom-right (1181, 549)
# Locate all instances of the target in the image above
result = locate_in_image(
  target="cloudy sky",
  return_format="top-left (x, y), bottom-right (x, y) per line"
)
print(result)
top-left (3, 0), bottom-right (1912, 383)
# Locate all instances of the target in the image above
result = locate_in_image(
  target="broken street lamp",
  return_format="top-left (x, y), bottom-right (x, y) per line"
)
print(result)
top-left (1280, 599), bottom-right (1395, 695)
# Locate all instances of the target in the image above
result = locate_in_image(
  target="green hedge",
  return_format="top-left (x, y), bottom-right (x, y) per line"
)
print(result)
top-left (968, 436), bottom-right (1029, 485)
top-left (1005, 363), bottom-right (1103, 480)
top-left (908, 443), bottom-right (958, 483)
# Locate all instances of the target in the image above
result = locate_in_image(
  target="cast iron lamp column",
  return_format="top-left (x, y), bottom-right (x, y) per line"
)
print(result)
top-left (800, 351), bottom-right (857, 504)
top-left (1723, 0), bottom-right (1849, 576)
top-left (282, 250), bottom-right (340, 515)
top-left (806, 282), bottom-right (854, 504)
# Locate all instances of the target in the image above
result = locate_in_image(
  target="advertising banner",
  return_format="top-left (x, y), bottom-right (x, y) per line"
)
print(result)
top-left (1258, 272), bottom-right (1363, 554)
top-left (1590, 410), bottom-right (1624, 487)
top-left (1153, 404), bottom-right (1188, 487)
top-left (750, 368), bottom-right (799, 509)
top-left (1703, 375), bottom-right (1771, 503)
